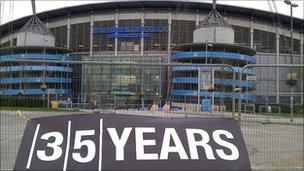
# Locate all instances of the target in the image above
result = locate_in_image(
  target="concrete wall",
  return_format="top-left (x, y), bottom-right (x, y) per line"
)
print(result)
top-left (193, 27), bottom-right (234, 44)
top-left (16, 31), bottom-right (55, 47)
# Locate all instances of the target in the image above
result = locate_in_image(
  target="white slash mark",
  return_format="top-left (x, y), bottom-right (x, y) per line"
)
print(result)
top-left (63, 121), bottom-right (71, 171)
top-left (98, 119), bottom-right (103, 171)
top-left (26, 124), bottom-right (40, 169)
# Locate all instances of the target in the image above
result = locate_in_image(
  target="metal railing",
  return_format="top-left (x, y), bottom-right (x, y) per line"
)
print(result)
top-left (1, 61), bottom-right (303, 170)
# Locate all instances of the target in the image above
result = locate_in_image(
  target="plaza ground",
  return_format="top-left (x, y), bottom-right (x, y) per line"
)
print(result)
top-left (0, 110), bottom-right (303, 170)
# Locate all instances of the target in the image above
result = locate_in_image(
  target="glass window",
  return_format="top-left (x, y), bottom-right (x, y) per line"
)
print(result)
top-left (50, 25), bottom-right (67, 48)
top-left (280, 35), bottom-right (301, 54)
top-left (117, 20), bottom-right (141, 51)
top-left (232, 25), bottom-right (250, 47)
top-left (254, 29), bottom-right (276, 53)
top-left (144, 19), bottom-right (168, 51)
top-left (70, 22), bottom-right (90, 52)
top-left (171, 20), bottom-right (195, 45)
top-left (93, 20), bottom-right (115, 52)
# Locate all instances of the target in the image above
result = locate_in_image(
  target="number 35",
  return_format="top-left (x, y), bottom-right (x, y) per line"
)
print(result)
top-left (37, 130), bottom-right (96, 163)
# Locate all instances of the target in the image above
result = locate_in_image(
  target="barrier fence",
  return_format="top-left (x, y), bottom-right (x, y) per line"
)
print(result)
top-left (0, 60), bottom-right (303, 170)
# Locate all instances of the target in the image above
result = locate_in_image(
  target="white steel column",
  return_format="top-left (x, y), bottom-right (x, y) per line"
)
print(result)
top-left (67, 16), bottom-right (71, 49)
top-left (115, 12), bottom-right (118, 56)
top-left (166, 11), bottom-right (172, 101)
top-left (250, 20), bottom-right (254, 49)
top-left (140, 10), bottom-right (144, 56)
top-left (167, 12), bottom-right (172, 62)
top-left (90, 13), bottom-right (94, 56)
top-left (276, 27), bottom-right (280, 103)
top-left (300, 33), bottom-right (303, 104)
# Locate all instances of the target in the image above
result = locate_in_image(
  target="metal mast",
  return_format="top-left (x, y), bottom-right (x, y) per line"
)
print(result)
top-left (31, 0), bottom-right (36, 15)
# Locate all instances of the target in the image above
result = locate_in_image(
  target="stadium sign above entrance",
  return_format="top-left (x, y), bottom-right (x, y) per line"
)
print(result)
top-left (14, 114), bottom-right (251, 170)
top-left (92, 25), bottom-right (168, 39)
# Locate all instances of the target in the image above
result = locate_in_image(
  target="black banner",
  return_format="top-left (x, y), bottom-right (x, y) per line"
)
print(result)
top-left (14, 114), bottom-right (251, 170)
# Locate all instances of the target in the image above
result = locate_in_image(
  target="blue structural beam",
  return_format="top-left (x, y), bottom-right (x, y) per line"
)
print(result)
top-left (0, 77), bottom-right (72, 84)
top-left (172, 77), bottom-right (255, 88)
top-left (171, 89), bottom-right (254, 101)
top-left (172, 51), bottom-right (255, 63)
top-left (0, 54), bottom-right (73, 61)
top-left (2, 88), bottom-right (71, 95)
top-left (171, 66), bottom-right (255, 75)
top-left (0, 66), bottom-right (73, 72)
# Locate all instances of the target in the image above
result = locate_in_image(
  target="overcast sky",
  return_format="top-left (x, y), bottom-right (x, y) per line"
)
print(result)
top-left (0, 0), bottom-right (303, 25)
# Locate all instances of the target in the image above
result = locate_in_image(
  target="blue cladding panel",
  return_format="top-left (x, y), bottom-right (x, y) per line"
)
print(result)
top-left (0, 66), bottom-right (73, 73)
top-left (171, 66), bottom-right (255, 75)
top-left (172, 77), bottom-right (255, 88)
top-left (0, 54), bottom-right (73, 62)
top-left (172, 51), bottom-right (256, 63)
top-left (0, 77), bottom-right (72, 84)
top-left (0, 53), bottom-right (73, 96)
top-left (171, 89), bottom-right (255, 101)
top-left (2, 89), bottom-right (71, 95)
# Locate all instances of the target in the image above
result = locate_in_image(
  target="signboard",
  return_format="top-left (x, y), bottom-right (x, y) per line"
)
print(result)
top-left (14, 114), bottom-right (251, 170)
top-left (92, 25), bottom-right (168, 39)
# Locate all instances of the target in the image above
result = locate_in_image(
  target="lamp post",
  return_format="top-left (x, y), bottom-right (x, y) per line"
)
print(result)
top-left (284, 0), bottom-right (298, 122)
top-left (284, 0), bottom-right (298, 65)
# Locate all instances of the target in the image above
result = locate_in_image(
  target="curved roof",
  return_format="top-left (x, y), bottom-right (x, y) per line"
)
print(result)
top-left (1, 0), bottom-right (303, 36)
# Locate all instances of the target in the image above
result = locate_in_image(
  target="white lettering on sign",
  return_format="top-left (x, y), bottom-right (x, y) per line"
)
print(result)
top-left (213, 130), bottom-right (239, 161)
top-left (135, 127), bottom-right (158, 160)
top-left (186, 129), bottom-right (215, 160)
top-left (37, 132), bottom-right (64, 161)
top-left (107, 127), bottom-right (132, 161)
top-left (72, 130), bottom-right (96, 163)
top-left (26, 123), bottom-right (241, 169)
top-left (160, 128), bottom-right (189, 160)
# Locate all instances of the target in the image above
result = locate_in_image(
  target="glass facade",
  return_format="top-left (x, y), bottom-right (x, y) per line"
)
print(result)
top-left (117, 20), bottom-right (141, 52)
top-left (144, 19), bottom-right (168, 51)
top-left (280, 35), bottom-right (301, 54)
top-left (232, 25), bottom-right (250, 47)
top-left (254, 29), bottom-right (276, 53)
top-left (93, 20), bottom-right (115, 52)
top-left (82, 55), bottom-right (164, 109)
top-left (50, 25), bottom-right (67, 48)
top-left (1, 18), bottom-right (301, 55)
top-left (171, 20), bottom-right (195, 45)
top-left (70, 22), bottom-right (90, 52)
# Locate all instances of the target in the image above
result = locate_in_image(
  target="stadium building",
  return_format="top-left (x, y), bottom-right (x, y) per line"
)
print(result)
top-left (0, 0), bottom-right (303, 108)
top-left (170, 6), bottom-right (256, 111)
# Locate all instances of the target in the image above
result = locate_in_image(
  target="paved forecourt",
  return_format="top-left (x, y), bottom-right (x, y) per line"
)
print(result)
top-left (0, 110), bottom-right (303, 170)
